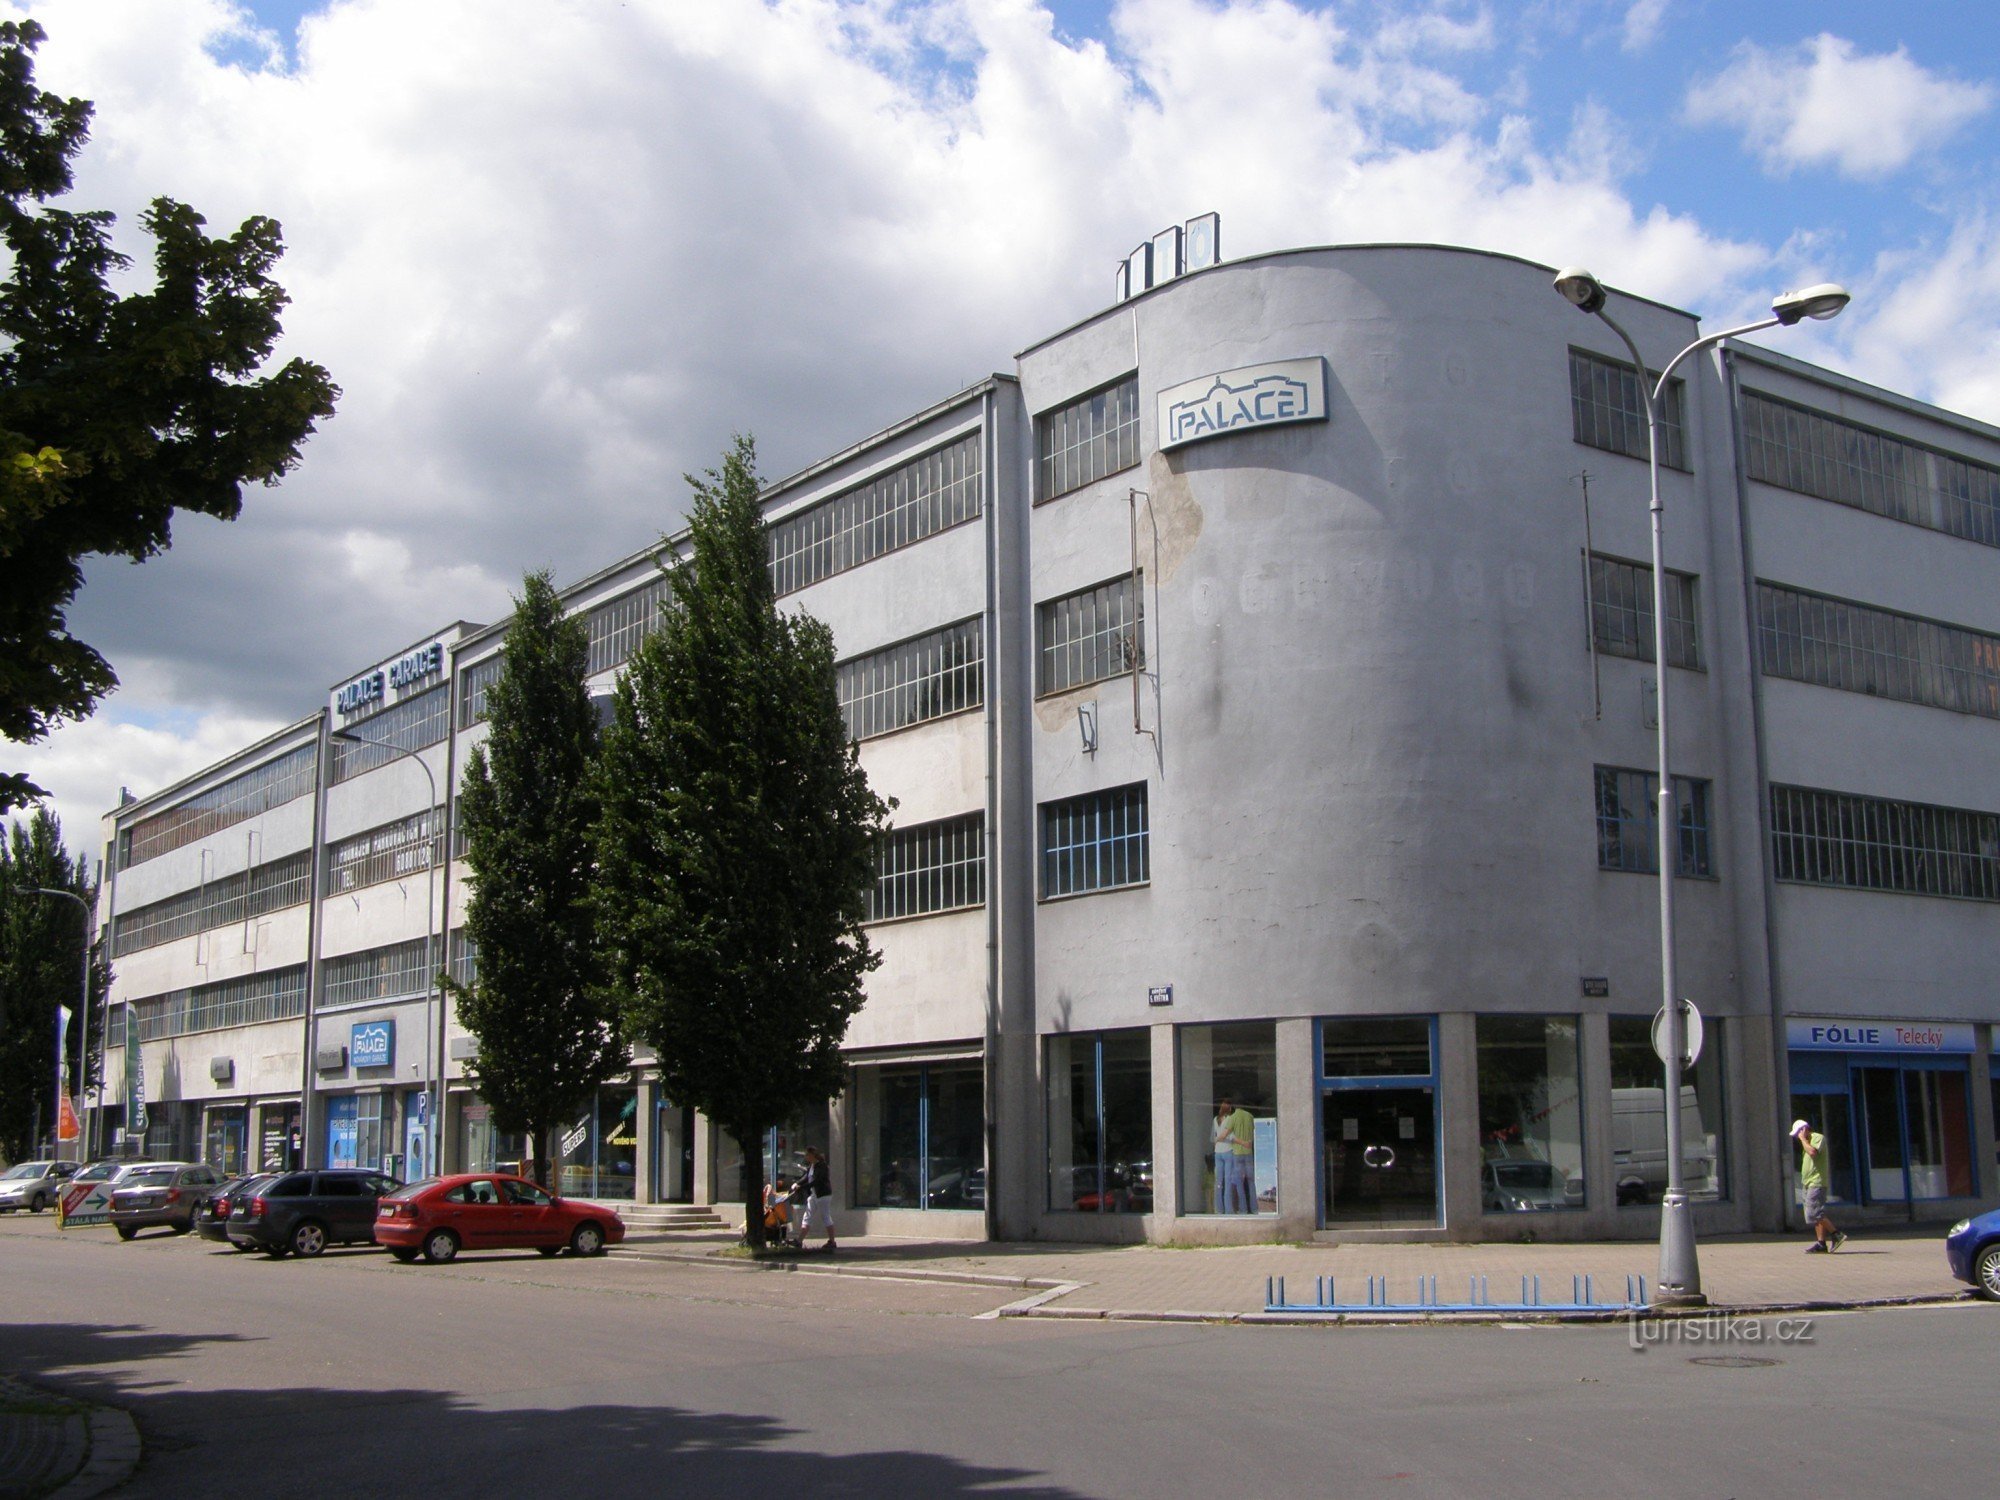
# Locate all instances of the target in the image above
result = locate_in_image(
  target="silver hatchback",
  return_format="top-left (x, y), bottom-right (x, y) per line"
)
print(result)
top-left (0, 1160), bottom-right (79, 1214)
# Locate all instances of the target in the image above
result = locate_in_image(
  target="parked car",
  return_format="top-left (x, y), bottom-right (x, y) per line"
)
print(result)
top-left (1946, 1208), bottom-right (2000, 1300)
top-left (227, 1169), bottom-right (402, 1258)
top-left (0, 1160), bottom-right (79, 1214)
top-left (196, 1175), bottom-right (273, 1247)
top-left (109, 1162), bottom-right (222, 1238)
top-left (374, 1173), bottom-right (626, 1264)
top-left (1481, 1159), bottom-right (1582, 1213)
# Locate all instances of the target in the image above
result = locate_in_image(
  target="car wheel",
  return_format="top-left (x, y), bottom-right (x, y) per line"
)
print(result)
top-left (115, 1224), bottom-right (136, 1241)
top-left (422, 1229), bottom-right (459, 1265)
top-left (536, 1246), bottom-right (561, 1257)
top-left (569, 1222), bottom-right (605, 1257)
top-left (290, 1220), bottom-right (328, 1258)
top-left (29, 1192), bottom-right (47, 1213)
top-left (389, 1247), bottom-right (420, 1263)
top-left (1976, 1244), bottom-right (2000, 1302)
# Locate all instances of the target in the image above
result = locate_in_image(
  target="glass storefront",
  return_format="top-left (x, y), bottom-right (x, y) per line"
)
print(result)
top-left (1475, 1015), bottom-right (1584, 1213)
top-left (1178, 1023), bottom-right (1276, 1215)
top-left (1609, 1015), bottom-right (1725, 1204)
top-left (559, 1086), bottom-right (639, 1200)
top-left (655, 1099), bottom-right (694, 1203)
top-left (204, 1105), bottom-right (247, 1176)
top-left (459, 1099), bottom-right (527, 1177)
top-left (1046, 1030), bottom-right (1152, 1213)
top-left (1788, 1020), bottom-right (1978, 1206)
top-left (257, 1102), bottom-right (302, 1172)
top-left (325, 1092), bottom-right (386, 1170)
top-left (851, 1058), bottom-right (983, 1209)
top-left (1320, 1017), bottom-right (1437, 1227)
top-left (717, 1110), bottom-right (831, 1205)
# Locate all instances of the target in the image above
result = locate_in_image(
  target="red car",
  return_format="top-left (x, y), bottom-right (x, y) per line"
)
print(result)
top-left (374, 1173), bottom-right (626, 1264)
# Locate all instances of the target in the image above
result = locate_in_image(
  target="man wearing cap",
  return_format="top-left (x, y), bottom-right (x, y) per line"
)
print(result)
top-left (1792, 1119), bottom-right (1846, 1253)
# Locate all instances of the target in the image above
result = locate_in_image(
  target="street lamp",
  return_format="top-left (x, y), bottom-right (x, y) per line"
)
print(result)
top-left (329, 728), bottom-right (443, 1177)
top-left (15, 885), bottom-right (92, 1163)
top-left (1553, 266), bottom-right (1850, 1307)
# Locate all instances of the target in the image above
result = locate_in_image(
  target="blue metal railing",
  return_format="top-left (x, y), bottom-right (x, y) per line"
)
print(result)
top-left (1263, 1272), bottom-right (1648, 1314)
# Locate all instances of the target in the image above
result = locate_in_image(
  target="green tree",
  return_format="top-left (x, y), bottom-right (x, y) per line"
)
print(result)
top-left (595, 436), bottom-right (889, 1245)
top-left (0, 806), bottom-right (108, 1161)
top-left (445, 571), bottom-right (627, 1190)
top-left (0, 20), bottom-right (339, 812)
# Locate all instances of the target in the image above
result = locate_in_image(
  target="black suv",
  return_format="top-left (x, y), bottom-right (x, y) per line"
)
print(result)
top-left (226, 1169), bottom-right (402, 1258)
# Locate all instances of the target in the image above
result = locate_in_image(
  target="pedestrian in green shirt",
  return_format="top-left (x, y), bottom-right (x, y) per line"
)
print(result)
top-left (1792, 1118), bottom-right (1846, 1253)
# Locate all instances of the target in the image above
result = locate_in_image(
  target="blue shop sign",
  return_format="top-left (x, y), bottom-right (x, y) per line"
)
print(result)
top-left (1786, 1018), bottom-right (1975, 1054)
top-left (351, 1020), bottom-right (396, 1069)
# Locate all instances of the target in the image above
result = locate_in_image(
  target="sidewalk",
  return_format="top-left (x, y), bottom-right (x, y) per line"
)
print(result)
top-left (618, 1224), bottom-right (1981, 1322)
top-left (0, 1377), bottom-right (139, 1500)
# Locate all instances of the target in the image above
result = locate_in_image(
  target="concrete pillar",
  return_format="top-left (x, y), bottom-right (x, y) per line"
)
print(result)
top-left (633, 1079), bottom-right (656, 1205)
top-left (692, 1111), bottom-right (715, 1207)
top-left (1436, 1012), bottom-right (1480, 1235)
top-left (1149, 1021), bottom-right (1179, 1227)
top-left (1579, 1011), bottom-right (1614, 1225)
top-left (1275, 1017), bottom-right (1317, 1238)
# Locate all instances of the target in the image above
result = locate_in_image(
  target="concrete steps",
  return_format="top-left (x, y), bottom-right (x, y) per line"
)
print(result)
top-left (617, 1203), bottom-right (731, 1231)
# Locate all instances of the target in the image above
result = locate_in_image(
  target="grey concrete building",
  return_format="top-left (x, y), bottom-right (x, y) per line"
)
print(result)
top-left (89, 239), bottom-right (2000, 1243)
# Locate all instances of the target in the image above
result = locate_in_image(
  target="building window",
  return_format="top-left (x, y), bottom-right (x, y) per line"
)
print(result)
top-left (321, 937), bottom-right (435, 1010)
top-left (585, 580), bottom-right (669, 677)
top-left (1036, 375), bottom-right (1141, 502)
top-left (1179, 1022), bottom-right (1277, 1216)
top-left (1756, 582), bottom-right (2000, 719)
top-left (767, 432), bottom-right (983, 596)
top-left (1609, 1015), bottom-right (1725, 1203)
top-left (119, 743), bottom-right (317, 869)
top-left (1047, 1029), bottom-right (1152, 1213)
top-left (1476, 1016), bottom-right (1584, 1213)
top-left (869, 813), bottom-right (985, 922)
top-left (1742, 391), bottom-right (2000, 549)
top-left (330, 686), bottom-right (449, 784)
top-left (447, 929), bottom-right (477, 987)
top-left (1595, 766), bottom-right (1712, 877)
top-left (1569, 349), bottom-right (1687, 470)
top-left (1769, 784), bottom-right (2000, 901)
top-left (850, 1058), bottom-right (984, 1209)
top-left (325, 810), bottom-right (442, 896)
top-left (457, 656), bottom-right (502, 727)
top-left (128, 966), bottom-right (307, 1042)
top-left (1038, 574), bottom-right (1143, 696)
top-left (837, 617), bottom-right (983, 741)
top-left (1041, 783), bottom-right (1149, 899)
top-left (1588, 554), bottom-right (1701, 669)
top-left (113, 850), bottom-right (313, 957)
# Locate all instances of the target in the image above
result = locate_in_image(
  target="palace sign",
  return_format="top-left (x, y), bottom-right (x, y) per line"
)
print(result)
top-left (1158, 357), bottom-right (1327, 452)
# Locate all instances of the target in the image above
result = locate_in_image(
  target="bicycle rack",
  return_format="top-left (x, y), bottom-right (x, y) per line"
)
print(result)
top-left (1262, 1272), bottom-right (1649, 1315)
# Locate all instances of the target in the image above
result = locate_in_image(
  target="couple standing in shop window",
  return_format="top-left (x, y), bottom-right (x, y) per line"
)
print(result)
top-left (1212, 1098), bottom-right (1256, 1214)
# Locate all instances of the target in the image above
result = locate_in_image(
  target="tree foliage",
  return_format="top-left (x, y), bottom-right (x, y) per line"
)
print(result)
top-left (595, 437), bottom-right (889, 1244)
top-left (0, 20), bottom-right (339, 812)
top-left (0, 805), bottom-right (108, 1160)
top-left (446, 571), bottom-right (627, 1188)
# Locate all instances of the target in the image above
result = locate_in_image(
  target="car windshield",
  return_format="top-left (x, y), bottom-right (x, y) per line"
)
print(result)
top-left (1, 1163), bottom-right (46, 1180)
top-left (1493, 1162), bottom-right (1559, 1190)
top-left (124, 1166), bottom-right (178, 1187)
top-left (384, 1177), bottom-right (442, 1202)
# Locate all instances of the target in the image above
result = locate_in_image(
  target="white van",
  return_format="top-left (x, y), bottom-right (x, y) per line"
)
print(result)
top-left (1611, 1086), bottom-right (1719, 1203)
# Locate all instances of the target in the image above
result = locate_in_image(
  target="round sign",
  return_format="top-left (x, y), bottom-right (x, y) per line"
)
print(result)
top-left (1652, 999), bottom-right (1705, 1066)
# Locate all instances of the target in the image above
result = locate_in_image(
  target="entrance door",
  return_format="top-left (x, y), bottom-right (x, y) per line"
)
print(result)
top-left (655, 1103), bottom-right (694, 1203)
top-left (1322, 1086), bottom-right (1438, 1226)
top-left (1855, 1066), bottom-right (1906, 1202)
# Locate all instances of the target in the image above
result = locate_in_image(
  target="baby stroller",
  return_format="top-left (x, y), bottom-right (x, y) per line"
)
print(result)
top-left (762, 1174), bottom-right (806, 1249)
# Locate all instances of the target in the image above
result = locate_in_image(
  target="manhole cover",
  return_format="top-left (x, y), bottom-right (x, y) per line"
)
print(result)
top-left (1688, 1355), bottom-right (1781, 1368)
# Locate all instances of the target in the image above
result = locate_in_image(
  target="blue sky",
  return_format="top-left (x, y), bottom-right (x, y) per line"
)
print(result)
top-left (7, 0), bottom-right (2000, 850)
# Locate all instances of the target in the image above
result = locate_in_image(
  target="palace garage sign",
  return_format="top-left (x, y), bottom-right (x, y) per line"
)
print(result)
top-left (1158, 357), bottom-right (1327, 452)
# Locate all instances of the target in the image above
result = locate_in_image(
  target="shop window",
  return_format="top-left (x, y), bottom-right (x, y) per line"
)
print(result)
top-left (1047, 1030), bottom-right (1152, 1213)
top-left (559, 1087), bottom-right (639, 1201)
top-left (1904, 1068), bottom-right (1975, 1199)
top-left (1608, 1015), bottom-right (1725, 1204)
top-left (718, 1112), bottom-right (832, 1205)
top-left (460, 1100), bottom-right (526, 1178)
top-left (1178, 1023), bottom-right (1276, 1216)
top-left (850, 1059), bottom-right (984, 1209)
top-left (1475, 1016), bottom-right (1584, 1213)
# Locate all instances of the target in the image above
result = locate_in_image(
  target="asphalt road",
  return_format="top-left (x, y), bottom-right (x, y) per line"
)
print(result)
top-left (3, 1213), bottom-right (1993, 1499)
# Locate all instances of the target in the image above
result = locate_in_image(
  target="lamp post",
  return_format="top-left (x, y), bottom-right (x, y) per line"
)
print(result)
top-left (329, 728), bottom-right (443, 1177)
top-left (16, 885), bottom-right (92, 1163)
top-left (1552, 268), bottom-right (1850, 1305)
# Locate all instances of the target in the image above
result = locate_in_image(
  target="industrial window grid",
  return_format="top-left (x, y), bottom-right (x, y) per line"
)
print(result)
top-left (448, 929), bottom-right (477, 986)
top-left (325, 810), bottom-right (444, 896)
top-left (330, 685), bottom-right (449, 784)
top-left (1594, 766), bottom-right (1712, 877)
top-left (1038, 575), bottom-right (1144, 696)
top-left (1770, 785), bottom-right (2000, 902)
top-left (869, 812), bottom-right (986, 922)
top-left (119, 744), bottom-right (317, 870)
top-left (113, 851), bottom-right (313, 958)
top-left (837, 617), bottom-right (984, 741)
top-left (1742, 391), bottom-right (2000, 548)
top-left (1757, 583), bottom-right (2000, 719)
top-left (1587, 554), bottom-right (1702, 670)
top-left (129, 966), bottom-right (308, 1043)
top-left (457, 656), bottom-right (503, 726)
top-left (767, 432), bottom-right (983, 596)
top-left (321, 936), bottom-right (436, 1010)
top-left (586, 578), bottom-right (670, 677)
top-left (1036, 375), bottom-right (1141, 501)
top-left (1568, 349), bottom-right (1688, 470)
top-left (1041, 783), bottom-right (1150, 898)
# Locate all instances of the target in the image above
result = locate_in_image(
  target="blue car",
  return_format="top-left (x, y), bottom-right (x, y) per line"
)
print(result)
top-left (1945, 1209), bottom-right (2000, 1300)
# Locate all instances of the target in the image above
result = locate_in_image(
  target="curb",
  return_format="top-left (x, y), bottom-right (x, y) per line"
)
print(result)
top-left (615, 1243), bottom-right (1070, 1294)
top-left (1003, 1290), bottom-right (1979, 1326)
top-left (56, 1405), bottom-right (142, 1500)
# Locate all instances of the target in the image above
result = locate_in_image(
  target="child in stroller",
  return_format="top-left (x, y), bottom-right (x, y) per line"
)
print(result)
top-left (762, 1172), bottom-right (806, 1248)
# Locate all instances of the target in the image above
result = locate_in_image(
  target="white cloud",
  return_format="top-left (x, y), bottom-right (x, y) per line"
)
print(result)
top-left (1685, 34), bottom-right (1993, 180)
top-left (1620, 0), bottom-right (1669, 54)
